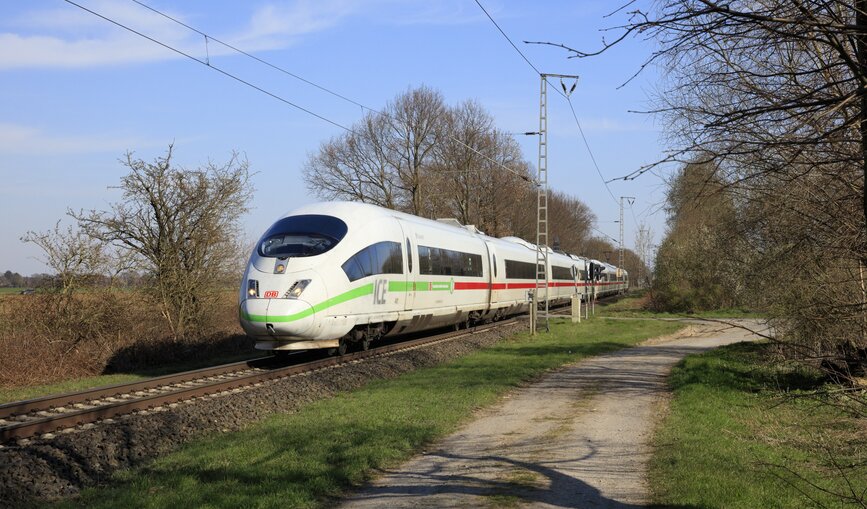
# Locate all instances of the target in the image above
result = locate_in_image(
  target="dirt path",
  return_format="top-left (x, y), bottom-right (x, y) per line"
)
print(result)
top-left (339, 319), bottom-right (767, 508)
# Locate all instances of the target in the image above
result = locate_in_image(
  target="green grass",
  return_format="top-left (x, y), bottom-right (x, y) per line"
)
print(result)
top-left (0, 352), bottom-right (264, 404)
top-left (56, 318), bottom-right (683, 509)
top-left (650, 342), bottom-right (865, 509)
top-left (0, 287), bottom-right (26, 296)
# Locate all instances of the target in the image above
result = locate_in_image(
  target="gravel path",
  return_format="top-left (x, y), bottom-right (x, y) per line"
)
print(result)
top-left (339, 319), bottom-right (767, 509)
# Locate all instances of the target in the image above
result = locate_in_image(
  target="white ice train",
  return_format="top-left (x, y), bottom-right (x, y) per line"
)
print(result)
top-left (239, 202), bottom-right (628, 354)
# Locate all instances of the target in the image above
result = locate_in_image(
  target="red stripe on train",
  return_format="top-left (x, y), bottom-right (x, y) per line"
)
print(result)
top-left (452, 281), bottom-right (623, 291)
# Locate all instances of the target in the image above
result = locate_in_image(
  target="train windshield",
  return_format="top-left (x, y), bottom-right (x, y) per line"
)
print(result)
top-left (258, 214), bottom-right (348, 258)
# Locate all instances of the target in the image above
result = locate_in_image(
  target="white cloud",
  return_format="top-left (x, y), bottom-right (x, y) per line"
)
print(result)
top-left (0, 0), bottom-right (487, 70)
top-left (0, 0), bottom-right (363, 70)
top-left (0, 32), bottom-right (192, 69)
top-left (0, 0), bottom-right (204, 69)
top-left (0, 123), bottom-right (148, 155)
top-left (13, 1), bottom-right (189, 39)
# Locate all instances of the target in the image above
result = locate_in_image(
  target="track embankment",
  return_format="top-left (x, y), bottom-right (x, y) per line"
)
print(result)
top-left (0, 321), bottom-right (524, 508)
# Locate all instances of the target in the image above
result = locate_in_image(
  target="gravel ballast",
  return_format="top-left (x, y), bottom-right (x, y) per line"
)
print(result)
top-left (0, 322), bottom-right (523, 508)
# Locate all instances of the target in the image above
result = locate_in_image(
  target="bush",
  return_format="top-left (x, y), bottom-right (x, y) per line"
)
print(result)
top-left (0, 289), bottom-right (248, 388)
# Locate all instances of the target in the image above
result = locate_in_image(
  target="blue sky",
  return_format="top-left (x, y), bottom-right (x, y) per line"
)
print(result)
top-left (0, 0), bottom-right (668, 275)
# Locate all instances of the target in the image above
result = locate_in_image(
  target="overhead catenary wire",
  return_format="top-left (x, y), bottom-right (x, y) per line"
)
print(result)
top-left (590, 227), bottom-right (618, 244)
top-left (63, 0), bottom-right (353, 133)
top-left (129, 0), bottom-right (371, 113)
top-left (566, 96), bottom-right (618, 205)
top-left (66, 0), bottom-right (533, 184)
top-left (629, 199), bottom-right (640, 226)
top-left (472, 0), bottom-right (542, 76)
top-left (472, 0), bottom-right (619, 206)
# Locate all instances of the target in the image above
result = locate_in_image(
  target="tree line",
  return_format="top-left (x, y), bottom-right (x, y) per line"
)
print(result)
top-left (302, 85), bottom-right (647, 277)
top-left (547, 0), bottom-right (865, 459)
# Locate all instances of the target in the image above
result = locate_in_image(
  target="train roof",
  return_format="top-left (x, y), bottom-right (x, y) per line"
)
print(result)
top-left (278, 202), bottom-right (625, 271)
top-left (280, 201), bottom-right (534, 248)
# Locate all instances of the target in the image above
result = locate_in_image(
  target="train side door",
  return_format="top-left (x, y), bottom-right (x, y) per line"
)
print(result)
top-left (483, 241), bottom-right (496, 310)
top-left (398, 221), bottom-right (415, 311)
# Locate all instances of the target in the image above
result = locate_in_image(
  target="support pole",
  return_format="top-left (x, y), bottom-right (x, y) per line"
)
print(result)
top-left (618, 196), bottom-right (635, 274)
top-left (532, 72), bottom-right (579, 334)
top-left (530, 290), bottom-right (537, 336)
top-left (535, 74), bottom-right (550, 334)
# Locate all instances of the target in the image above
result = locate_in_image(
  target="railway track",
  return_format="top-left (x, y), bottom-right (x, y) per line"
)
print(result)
top-left (0, 295), bottom-right (613, 445)
top-left (0, 317), bottom-right (524, 444)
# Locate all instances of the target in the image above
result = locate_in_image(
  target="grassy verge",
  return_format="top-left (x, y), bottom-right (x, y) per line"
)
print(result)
top-left (0, 351), bottom-right (263, 404)
top-left (597, 292), bottom-right (762, 319)
top-left (650, 342), bottom-right (866, 508)
top-left (58, 318), bottom-right (682, 509)
top-left (0, 287), bottom-right (25, 296)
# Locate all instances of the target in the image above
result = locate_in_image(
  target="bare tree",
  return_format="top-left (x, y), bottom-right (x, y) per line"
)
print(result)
top-left (21, 222), bottom-right (109, 295)
top-left (634, 222), bottom-right (654, 287)
top-left (474, 131), bottom-right (536, 237)
top-left (302, 85), bottom-right (601, 253)
top-left (73, 145), bottom-right (253, 340)
top-left (304, 86), bottom-right (446, 216)
top-left (303, 112), bottom-right (400, 208)
top-left (384, 85), bottom-right (447, 216)
top-left (536, 1), bottom-right (865, 364)
top-left (432, 100), bottom-right (496, 224)
top-left (547, 191), bottom-right (595, 254)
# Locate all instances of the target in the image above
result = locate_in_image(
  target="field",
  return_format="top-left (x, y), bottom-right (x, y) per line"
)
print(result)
top-left (597, 291), bottom-right (762, 319)
top-left (650, 342), bottom-right (866, 508)
top-left (56, 318), bottom-right (683, 508)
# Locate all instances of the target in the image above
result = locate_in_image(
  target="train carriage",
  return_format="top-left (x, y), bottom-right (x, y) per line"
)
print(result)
top-left (239, 201), bottom-right (628, 353)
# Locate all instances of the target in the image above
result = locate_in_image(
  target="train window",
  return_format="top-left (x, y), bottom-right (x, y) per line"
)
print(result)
top-left (493, 254), bottom-right (497, 278)
top-left (552, 266), bottom-right (573, 281)
top-left (406, 239), bottom-right (412, 273)
top-left (258, 214), bottom-right (348, 258)
top-left (341, 241), bottom-right (403, 282)
top-left (418, 245), bottom-right (483, 277)
top-left (505, 260), bottom-right (543, 280)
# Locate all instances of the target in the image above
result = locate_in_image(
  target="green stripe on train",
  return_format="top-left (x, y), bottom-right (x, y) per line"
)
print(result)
top-left (242, 278), bottom-right (464, 323)
top-left (242, 283), bottom-right (374, 323)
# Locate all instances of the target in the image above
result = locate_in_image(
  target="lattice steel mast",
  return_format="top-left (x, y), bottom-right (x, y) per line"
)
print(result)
top-left (532, 73), bottom-right (579, 335)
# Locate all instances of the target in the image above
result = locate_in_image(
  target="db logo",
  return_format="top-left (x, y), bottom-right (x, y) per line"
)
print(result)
top-left (263, 290), bottom-right (279, 298)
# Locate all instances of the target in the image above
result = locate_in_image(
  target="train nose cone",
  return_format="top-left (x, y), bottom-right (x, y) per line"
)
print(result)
top-left (265, 298), bottom-right (316, 337)
top-left (239, 299), bottom-right (269, 336)
top-left (238, 298), bottom-right (315, 338)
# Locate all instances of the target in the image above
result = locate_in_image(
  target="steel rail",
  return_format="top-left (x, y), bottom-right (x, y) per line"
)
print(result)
top-left (0, 356), bottom-right (273, 420)
top-left (0, 318), bottom-right (522, 443)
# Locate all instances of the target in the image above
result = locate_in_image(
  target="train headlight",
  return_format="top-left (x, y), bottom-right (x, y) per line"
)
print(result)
top-left (247, 279), bottom-right (259, 298)
top-left (285, 279), bottom-right (310, 299)
top-left (274, 262), bottom-right (286, 274)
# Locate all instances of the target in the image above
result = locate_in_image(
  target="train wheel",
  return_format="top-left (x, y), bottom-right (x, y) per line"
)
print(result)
top-left (327, 337), bottom-right (350, 356)
top-left (360, 337), bottom-right (371, 351)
